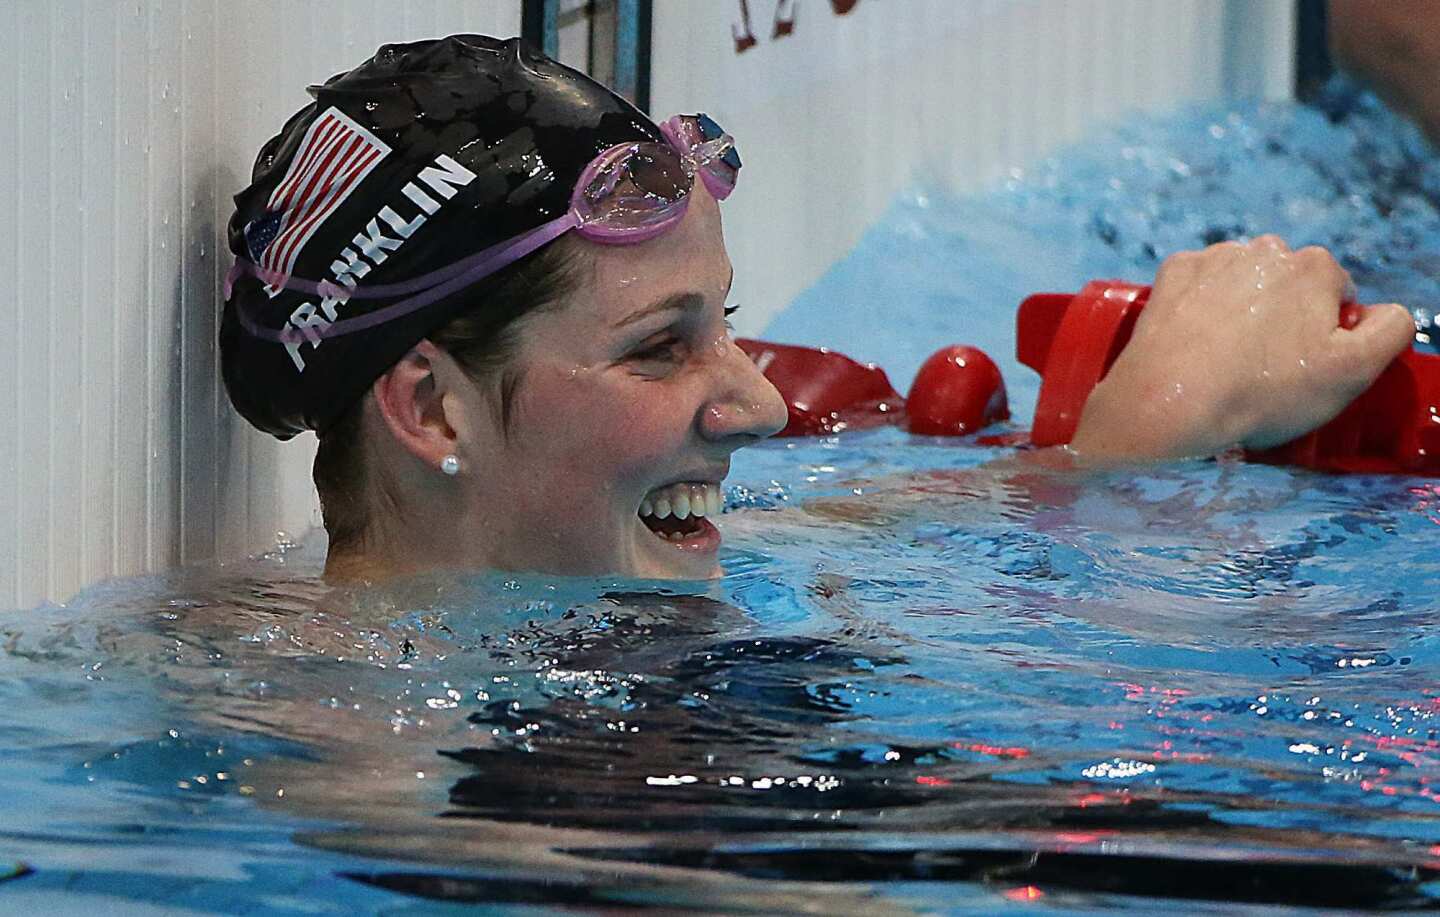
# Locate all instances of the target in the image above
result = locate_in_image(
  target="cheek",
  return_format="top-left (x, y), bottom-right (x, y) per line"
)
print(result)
top-left (518, 372), bottom-right (695, 482)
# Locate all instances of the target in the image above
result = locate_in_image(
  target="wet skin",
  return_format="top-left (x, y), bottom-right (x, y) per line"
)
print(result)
top-left (437, 185), bottom-right (787, 580)
top-left (1071, 236), bottom-right (1413, 460)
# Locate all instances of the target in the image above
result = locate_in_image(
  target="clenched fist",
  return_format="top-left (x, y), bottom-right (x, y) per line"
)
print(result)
top-left (1071, 237), bottom-right (1414, 460)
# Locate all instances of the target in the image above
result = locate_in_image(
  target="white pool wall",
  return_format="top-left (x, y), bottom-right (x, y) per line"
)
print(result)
top-left (0, 0), bottom-right (1293, 608)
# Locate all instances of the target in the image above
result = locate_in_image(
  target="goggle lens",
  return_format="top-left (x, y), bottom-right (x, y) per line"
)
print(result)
top-left (665, 113), bottom-right (739, 201)
top-left (575, 112), bottom-right (741, 239)
top-left (695, 113), bottom-right (742, 171)
top-left (577, 142), bottom-right (693, 237)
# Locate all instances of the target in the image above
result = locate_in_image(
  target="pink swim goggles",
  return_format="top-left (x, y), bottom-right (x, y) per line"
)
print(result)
top-left (231, 113), bottom-right (741, 343)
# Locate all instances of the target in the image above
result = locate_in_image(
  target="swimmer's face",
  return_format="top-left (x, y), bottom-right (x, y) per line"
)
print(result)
top-left (456, 186), bottom-right (788, 579)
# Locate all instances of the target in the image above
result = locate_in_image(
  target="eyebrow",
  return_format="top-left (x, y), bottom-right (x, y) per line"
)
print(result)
top-left (611, 268), bottom-right (736, 330)
top-left (612, 291), bottom-right (705, 329)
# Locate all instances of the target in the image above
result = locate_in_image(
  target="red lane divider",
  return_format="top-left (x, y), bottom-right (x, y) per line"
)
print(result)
top-left (1016, 280), bottom-right (1440, 474)
top-left (741, 280), bottom-right (1440, 477)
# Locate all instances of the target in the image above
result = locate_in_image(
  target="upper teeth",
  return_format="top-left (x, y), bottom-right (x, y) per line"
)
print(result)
top-left (640, 482), bottom-right (724, 519)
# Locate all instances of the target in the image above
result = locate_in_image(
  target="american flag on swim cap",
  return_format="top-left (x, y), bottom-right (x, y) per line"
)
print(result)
top-left (243, 106), bottom-right (390, 288)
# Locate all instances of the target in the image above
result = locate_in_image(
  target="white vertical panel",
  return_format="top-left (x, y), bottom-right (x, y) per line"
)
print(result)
top-left (212, 0), bottom-right (258, 567)
top-left (1001, 3), bottom-right (1029, 171)
top-left (973, 2), bottom-right (1002, 185)
top-left (1122, 0), bottom-right (1149, 108)
top-left (81, 3), bottom-right (118, 592)
top-left (178, 1), bottom-right (210, 564)
top-left (0, 6), bottom-right (18, 608)
top-left (180, 0), bottom-right (218, 568)
top-left (150, 0), bottom-right (183, 575)
top-left (17, 2), bottom-right (51, 605)
top-left (112, 1), bottom-right (149, 592)
top-left (1225, 0), bottom-right (1297, 100)
top-left (47, 5), bottom-right (82, 600)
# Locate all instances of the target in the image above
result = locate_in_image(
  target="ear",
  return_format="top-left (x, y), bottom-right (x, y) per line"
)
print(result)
top-left (371, 340), bottom-right (473, 473)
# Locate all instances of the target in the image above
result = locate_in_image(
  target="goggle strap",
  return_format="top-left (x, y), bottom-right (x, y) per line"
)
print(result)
top-left (234, 210), bottom-right (581, 344)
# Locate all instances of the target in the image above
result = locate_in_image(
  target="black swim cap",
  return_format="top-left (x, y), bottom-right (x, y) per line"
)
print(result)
top-left (221, 35), bottom-right (663, 439)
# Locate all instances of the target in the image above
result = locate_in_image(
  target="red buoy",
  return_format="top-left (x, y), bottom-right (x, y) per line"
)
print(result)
top-left (905, 345), bottom-right (1010, 435)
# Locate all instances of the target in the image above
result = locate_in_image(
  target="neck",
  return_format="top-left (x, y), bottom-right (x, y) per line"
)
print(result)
top-left (322, 492), bottom-right (498, 584)
top-left (322, 546), bottom-right (390, 584)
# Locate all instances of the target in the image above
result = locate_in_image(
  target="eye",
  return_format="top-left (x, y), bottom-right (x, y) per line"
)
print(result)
top-left (628, 334), bottom-right (686, 366)
top-left (724, 304), bottom-right (739, 332)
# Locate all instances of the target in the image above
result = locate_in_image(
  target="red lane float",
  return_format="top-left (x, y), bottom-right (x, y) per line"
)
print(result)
top-left (1016, 280), bottom-right (1440, 474)
top-left (736, 338), bottom-right (1009, 437)
top-left (735, 339), bottom-right (905, 436)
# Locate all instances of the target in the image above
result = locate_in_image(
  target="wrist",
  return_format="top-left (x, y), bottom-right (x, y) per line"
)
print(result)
top-left (1070, 366), bottom-right (1246, 460)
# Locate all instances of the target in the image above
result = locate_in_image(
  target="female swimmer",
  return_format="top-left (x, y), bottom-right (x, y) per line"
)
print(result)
top-left (220, 35), bottom-right (1414, 583)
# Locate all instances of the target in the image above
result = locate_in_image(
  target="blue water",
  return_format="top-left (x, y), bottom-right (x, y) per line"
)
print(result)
top-left (5, 83), bottom-right (1440, 913)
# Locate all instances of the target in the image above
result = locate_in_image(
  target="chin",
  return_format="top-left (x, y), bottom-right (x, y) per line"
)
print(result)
top-left (667, 560), bottom-right (724, 581)
top-left (627, 547), bottom-right (720, 581)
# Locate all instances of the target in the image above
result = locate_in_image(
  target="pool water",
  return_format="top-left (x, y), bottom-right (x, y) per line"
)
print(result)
top-left (5, 82), bottom-right (1440, 914)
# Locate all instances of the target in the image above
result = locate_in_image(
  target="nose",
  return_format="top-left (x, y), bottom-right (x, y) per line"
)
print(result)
top-left (699, 336), bottom-right (789, 443)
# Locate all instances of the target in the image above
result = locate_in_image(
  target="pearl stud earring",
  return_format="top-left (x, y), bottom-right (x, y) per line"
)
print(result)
top-left (440, 454), bottom-right (461, 476)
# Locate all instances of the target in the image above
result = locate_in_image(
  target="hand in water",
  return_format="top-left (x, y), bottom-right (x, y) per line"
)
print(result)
top-left (1071, 236), bottom-right (1414, 459)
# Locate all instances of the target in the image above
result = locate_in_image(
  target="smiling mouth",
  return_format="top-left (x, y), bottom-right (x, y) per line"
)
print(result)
top-left (639, 482), bottom-right (724, 544)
